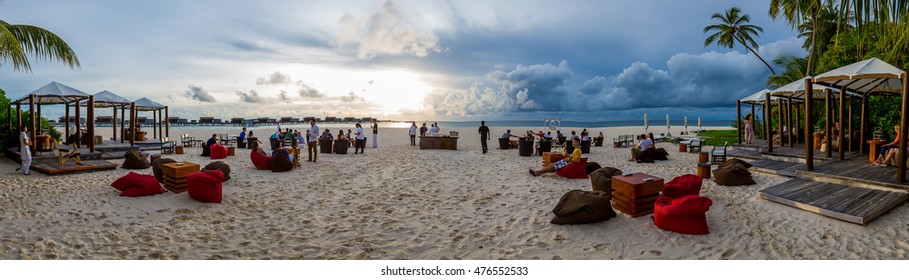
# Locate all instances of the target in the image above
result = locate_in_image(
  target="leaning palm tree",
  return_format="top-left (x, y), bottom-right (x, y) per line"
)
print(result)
top-left (704, 7), bottom-right (776, 75)
top-left (767, 53), bottom-right (808, 88)
top-left (0, 20), bottom-right (80, 73)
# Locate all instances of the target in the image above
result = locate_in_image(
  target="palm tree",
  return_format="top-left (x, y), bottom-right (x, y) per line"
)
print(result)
top-left (769, 0), bottom-right (823, 76)
top-left (767, 53), bottom-right (807, 88)
top-left (0, 20), bottom-right (80, 73)
top-left (704, 7), bottom-right (776, 75)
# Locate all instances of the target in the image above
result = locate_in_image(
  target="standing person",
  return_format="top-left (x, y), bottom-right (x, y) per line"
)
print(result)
top-left (744, 113), bottom-right (755, 144)
top-left (308, 119), bottom-right (320, 162)
top-left (420, 123), bottom-right (428, 136)
top-left (372, 122), bottom-right (378, 148)
top-left (430, 124), bottom-right (439, 135)
top-left (239, 127), bottom-right (247, 146)
top-left (478, 121), bottom-right (490, 154)
top-left (409, 122), bottom-right (418, 146)
top-left (18, 125), bottom-right (32, 175)
top-left (354, 123), bottom-right (366, 154)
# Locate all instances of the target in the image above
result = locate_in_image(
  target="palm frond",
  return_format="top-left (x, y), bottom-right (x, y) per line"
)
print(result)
top-left (6, 24), bottom-right (80, 70)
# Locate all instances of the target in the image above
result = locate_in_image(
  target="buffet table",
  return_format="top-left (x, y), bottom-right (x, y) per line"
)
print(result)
top-left (419, 136), bottom-right (458, 150)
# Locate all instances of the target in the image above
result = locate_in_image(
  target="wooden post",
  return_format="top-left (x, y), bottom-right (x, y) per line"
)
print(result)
top-left (787, 96), bottom-right (793, 147)
top-left (750, 103), bottom-right (756, 139)
top-left (120, 106), bottom-right (126, 143)
top-left (778, 99), bottom-right (784, 147)
top-left (766, 90), bottom-right (773, 153)
top-left (158, 109), bottom-right (163, 139)
top-left (860, 93), bottom-right (867, 154)
top-left (65, 102), bottom-right (70, 139)
top-left (838, 89), bottom-right (845, 160)
top-left (796, 103), bottom-right (802, 144)
top-left (130, 102), bottom-right (136, 146)
top-left (898, 73), bottom-right (908, 183)
top-left (165, 106), bottom-right (170, 138)
top-left (152, 109), bottom-right (157, 140)
top-left (848, 94), bottom-right (854, 152)
top-left (825, 89), bottom-right (832, 158)
top-left (36, 102), bottom-right (42, 134)
top-left (737, 100), bottom-right (742, 144)
top-left (88, 96), bottom-right (95, 153)
top-left (112, 106), bottom-right (117, 141)
top-left (16, 101), bottom-right (21, 150)
top-left (805, 78), bottom-right (814, 171)
top-left (28, 95), bottom-right (36, 154)
top-left (75, 99), bottom-right (81, 133)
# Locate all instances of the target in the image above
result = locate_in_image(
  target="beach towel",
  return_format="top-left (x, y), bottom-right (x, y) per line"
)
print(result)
top-left (556, 158), bottom-right (589, 179)
top-left (653, 195), bottom-right (712, 235)
top-left (122, 150), bottom-right (150, 169)
top-left (210, 144), bottom-right (228, 159)
top-left (187, 170), bottom-right (224, 203)
top-left (662, 174), bottom-right (703, 198)
top-left (551, 190), bottom-right (616, 225)
top-left (111, 172), bottom-right (165, 197)
top-left (589, 167), bottom-right (622, 194)
top-left (152, 158), bottom-right (177, 183)
top-left (270, 150), bottom-right (294, 172)
top-left (203, 161), bottom-right (231, 182)
top-left (250, 150), bottom-right (271, 170)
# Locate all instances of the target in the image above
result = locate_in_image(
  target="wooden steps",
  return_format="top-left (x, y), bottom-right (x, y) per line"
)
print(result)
top-left (759, 179), bottom-right (908, 225)
top-left (30, 160), bottom-right (118, 176)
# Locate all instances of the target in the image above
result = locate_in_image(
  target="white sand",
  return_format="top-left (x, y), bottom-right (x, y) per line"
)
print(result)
top-left (1, 125), bottom-right (908, 260)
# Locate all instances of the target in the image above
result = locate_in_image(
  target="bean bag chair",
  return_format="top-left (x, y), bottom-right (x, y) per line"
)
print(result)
top-left (201, 143), bottom-right (211, 157)
top-left (111, 172), bottom-right (165, 197)
top-left (152, 158), bottom-right (177, 183)
top-left (187, 170), bottom-right (224, 203)
top-left (662, 174), bottom-right (703, 198)
top-left (653, 195), bottom-right (713, 235)
top-left (122, 150), bottom-right (150, 169)
top-left (250, 150), bottom-right (271, 170)
top-left (270, 149), bottom-right (294, 172)
top-left (721, 158), bottom-right (753, 168)
top-left (637, 147), bottom-right (656, 163)
top-left (551, 190), bottom-right (616, 225)
top-left (590, 167), bottom-right (622, 193)
top-left (210, 144), bottom-right (228, 159)
top-left (654, 148), bottom-right (669, 161)
top-left (713, 160), bottom-right (756, 186)
top-left (584, 162), bottom-right (602, 175)
top-left (203, 161), bottom-right (231, 182)
top-left (556, 158), bottom-right (589, 179)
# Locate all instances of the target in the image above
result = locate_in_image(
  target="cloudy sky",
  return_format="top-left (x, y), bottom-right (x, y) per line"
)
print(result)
top-left (0, 0), bottom-right (804, 121)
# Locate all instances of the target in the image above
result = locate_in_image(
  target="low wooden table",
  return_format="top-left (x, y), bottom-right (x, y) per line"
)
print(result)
top-left (227, 146), bottom-right (236, 156)
top-left (542, 152), bottom-right (565, 167)
top-left (867, 139), bottom-right (886, 163)
top-left (697, 163), bottom-right (711, 179)
top-left (175, 146), bottom-right (184, 154)
top-left (611, 173), bottom-right (664, 217)
top-left (419, 136), bottom-right (458, 150)
top-left (678, 143), bottom-right (687, 153)
top-left (161, 162), bottom-right (200, 193)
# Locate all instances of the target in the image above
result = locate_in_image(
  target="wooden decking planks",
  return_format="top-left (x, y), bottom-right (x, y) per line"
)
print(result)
top-left (799, 158), bottom-right (909, 189)
top-left (749, 159), bottom-right (801, 177)
top-left (30, 160), bottom-right (118, 176)
top-left (727, 149), bottom-right (763, 160)
top-left (759, 179), bottom-right (908, 225)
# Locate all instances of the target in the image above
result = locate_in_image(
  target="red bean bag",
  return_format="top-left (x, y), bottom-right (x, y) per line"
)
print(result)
top-left (187, 170), bottom-right (224, 203)
top-left (556, 158), bottom-right (589, 179)
top-left (111, 172), bottom-right (165, 197)
top-left (662, 174), bottom-right (703, 198)
top-left (210, 144), bottom-right (228, 159)
top-left (250, 150), bottom-right (271, 170)
top-left (653, 195), bottom-right (713, 235)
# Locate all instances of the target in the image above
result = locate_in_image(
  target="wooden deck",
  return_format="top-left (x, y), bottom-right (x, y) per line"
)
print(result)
top-left (759, 178), bottom-right (908, 225)
top-left (798, 158), bottom-right (909, 190)
top-left (30, 159), bottom-right (118, 176)
top-left (749, 159), bottom-right (801, 177)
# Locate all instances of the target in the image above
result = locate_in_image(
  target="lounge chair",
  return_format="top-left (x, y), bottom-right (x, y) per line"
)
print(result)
top-left (161, 137), bottom-right (176, 154)
top-left (181, 134), bottom-right (194, 147)
top-left (711, 141), bottom-right (727, 165)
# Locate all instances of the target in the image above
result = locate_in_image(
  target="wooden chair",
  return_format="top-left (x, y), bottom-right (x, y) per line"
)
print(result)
top-left (688, 138), bottom-right (703, 153)
top-left (181, 134), bottom-right (195, 147)
top-left (161, 137), bottom-right (176, 154)
top-left (711, 141), bottom-right (728, 165)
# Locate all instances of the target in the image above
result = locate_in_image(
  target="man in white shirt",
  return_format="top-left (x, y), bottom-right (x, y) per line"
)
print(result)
top-left (308, 119), bottom-right (320, 162)
top-left (19, 125), bottom-right (32, 175)
top-left (354, 123), bottom-right (366, 154)
top-left (639, 134), bottom-right (654, 151)
top-left (429, 124), bottom-right (439, 135)
top-left (408, 122), bottom-right (417, 146)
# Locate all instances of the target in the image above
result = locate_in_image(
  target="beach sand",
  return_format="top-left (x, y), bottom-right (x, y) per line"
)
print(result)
top-left (1, 125), bottom-right (908, 260)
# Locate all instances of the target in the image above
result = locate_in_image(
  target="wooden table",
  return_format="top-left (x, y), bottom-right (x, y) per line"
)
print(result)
top-left (175, 146), bottom-right (184, 154)
top-left (419, 136), bottom-right (458, 150)
top-left (161, 162), bottom-right (200, 193)
top-left (678, 143), bottom-right (687, 153)
top-left (227, 146), bottom-right (236, 156)
top-left (611, 173), bottom-right (664, 217)
top-left (867, 139), bottom-right (886, 163)
top-left (542, 152), bottom-right (565, 167)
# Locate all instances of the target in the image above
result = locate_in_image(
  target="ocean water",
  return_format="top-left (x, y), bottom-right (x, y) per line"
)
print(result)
top-left (409, 120), bottom-right (734, 129)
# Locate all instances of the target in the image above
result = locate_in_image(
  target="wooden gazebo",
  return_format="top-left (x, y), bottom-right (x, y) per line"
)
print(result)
top-left (130, 97), bottom-right (169, 145)
top-left (82, 90), bottom-right (132, 143)
top-left (7, 82), bottom-right (96, 153)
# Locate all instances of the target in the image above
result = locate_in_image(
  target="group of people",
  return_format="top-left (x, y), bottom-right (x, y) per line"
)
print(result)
top-left (407, 122), bottom-right (442, 146)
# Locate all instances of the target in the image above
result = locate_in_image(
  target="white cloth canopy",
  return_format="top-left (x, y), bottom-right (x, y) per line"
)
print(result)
top-left (813, 57), bottom-right (905, 95)
top-left (133, 97), bottom-right (166, 111)
top-left (770, 79), bottom-right (855, 99)
top-left (82, 90), bottom-right (132, 108)
top-left (740, 89), bottom-right (775, 104)
top-left (13, 81), bottom-right (89, 104)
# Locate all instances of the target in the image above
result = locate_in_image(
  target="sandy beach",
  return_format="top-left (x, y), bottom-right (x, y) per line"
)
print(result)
top-left (1, 125), bottom-right (908, 260)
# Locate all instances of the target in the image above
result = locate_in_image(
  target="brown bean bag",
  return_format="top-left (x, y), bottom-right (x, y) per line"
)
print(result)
top-left (721, 158), bottom-right (752, 169)
top-left (637, 147), bottom-right (656, 163)
top-left (203, 161), bottom-right (231, 182)
top-left (122, 150), bottom-right (150, 169)
top-left (152, 158), bottom-right (177, 183)
top-left (270, 149), bottom-right (294, 172)
top-left (590, 167), bottom-right (622, 194)
top-left (712, 161), bottom-right (756, 186)
top-left (551, 190), bottom-right (616, 225)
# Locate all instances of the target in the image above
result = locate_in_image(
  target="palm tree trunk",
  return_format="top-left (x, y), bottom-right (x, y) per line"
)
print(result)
top-left (738, 38), bottom-right (777, 76)
top-left (806, 14), bottom-right (818, 76)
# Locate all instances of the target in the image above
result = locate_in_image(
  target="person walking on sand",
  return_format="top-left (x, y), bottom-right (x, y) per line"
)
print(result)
top-left (478, 121), bottom-right (490, 153)
top-left (409, 122), bottom-right (418, 146)
top-left (372, 122), bottom-right (378, 148)
top-left (354, 123), bottom-right (366, 154)
top-left (308, 119), bottom-right (319, 162)
top-left (18, 125), bottom-right (32, 175)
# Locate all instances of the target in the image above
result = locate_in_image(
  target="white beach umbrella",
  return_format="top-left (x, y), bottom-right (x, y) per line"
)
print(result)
top-left (684, 116), bottom-right (688, 133)
top-left (698, 116), bottom-right (702, 129)
top-left (644, 113), bottom-right (649, 133)
top-left (666, 114), bottom-right (671, 136)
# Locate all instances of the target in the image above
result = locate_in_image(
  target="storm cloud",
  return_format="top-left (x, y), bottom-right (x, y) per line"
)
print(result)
top-left (183, 85), bottom-right (218, 103)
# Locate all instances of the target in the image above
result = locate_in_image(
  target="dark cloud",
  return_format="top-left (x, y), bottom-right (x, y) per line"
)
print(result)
top-left (296, 81), bottom-right (327, 98)
top-left (278, 90), bottom-right (291, 102)
top-left (256, 71), bottom-right (292, 85)
top-left (236, 90), bottom-right (266, 103)
top-left (340, 91), bottom-right (365, 103)
top-left (183, 85), bottom-right (218, 103)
